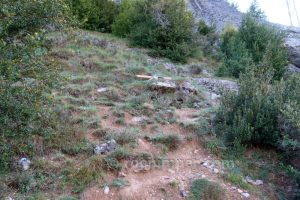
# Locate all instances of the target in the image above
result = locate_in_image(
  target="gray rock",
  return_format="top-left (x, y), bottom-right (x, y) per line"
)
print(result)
top-left (94, 143), bottom-right (108, 155)
top-left (94, 139), bottom-right (118, 155)
top-left (104, 186), bottom-right (110, 194)
top-left (194, 78), bottom-right (239, 94)
top-left (254, 180), bottom-right (263, 185)
top-left (132, 117), bottom-right (146, 124)
top-left (107, 139), bottom-right (117, 152)
top-left (97, 87), bottom-right (108, 93)
top-left (245, 176), bottom-right (253, 183)
top-left (241, 192), bottom-right (250, 198)
top-left (287, 64), bottom-right (300, 74)
top-left (180, 189), bottom-right (188, 197)
top-left (18, 158), bottom-right (31, 171)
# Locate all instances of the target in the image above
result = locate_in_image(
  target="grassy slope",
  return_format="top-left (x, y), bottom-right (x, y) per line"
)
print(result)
top-left (0, 29), bottom-right (295, 199)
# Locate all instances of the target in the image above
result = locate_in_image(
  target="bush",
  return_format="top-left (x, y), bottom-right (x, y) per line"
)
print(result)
top-left (112, 0), bottom-right (195, 62)
top-left (196, 20), bottom-right (219, 59)
top-left (152, 134), bottom-right (181, 150)
top-left (218, 3), bottom-right (288, 79)
top-left (0, 0), bottom-right (68, 172)
top-left (68, 0), bottom-right (119, 32)
top-left (215, 68), bottom-right (300, 152)
top-left (218, 26), bottom-right (253, 77)
top-left (189, 179), bottom-right (226, 200)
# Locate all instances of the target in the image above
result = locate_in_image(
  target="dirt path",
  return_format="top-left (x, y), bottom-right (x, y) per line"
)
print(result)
top-left (81, 106), bottom-right (259, 200)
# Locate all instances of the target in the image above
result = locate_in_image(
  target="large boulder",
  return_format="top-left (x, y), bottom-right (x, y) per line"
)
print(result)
top-left (284, 27), bottom-right (300, 68)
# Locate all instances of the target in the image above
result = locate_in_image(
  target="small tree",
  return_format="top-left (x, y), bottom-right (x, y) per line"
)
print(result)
top-left (218, 2), bottom-right (288, 79)
top-left (218, 26), bottom-right (253, 77)
top-left (112, 0), bottom-right (195, 62)
top-left (68, 0), bottom-right (119, 32)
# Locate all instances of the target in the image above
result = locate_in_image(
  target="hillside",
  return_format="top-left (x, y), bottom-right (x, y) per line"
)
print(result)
top-left (1, 1), bottom-right (300, 199)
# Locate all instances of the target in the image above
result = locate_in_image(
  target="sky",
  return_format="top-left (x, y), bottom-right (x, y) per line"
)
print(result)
top-left (227, 0), bottom-right (300, 27)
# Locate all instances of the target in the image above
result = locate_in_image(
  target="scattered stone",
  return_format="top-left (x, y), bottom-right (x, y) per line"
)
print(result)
top-left (94, 139), bottom-right (117, 155)
top-left (179, 81), bottom-right (197, 95)
top-left (18, 158), bottom-right (31, 171)
top-left (168, 169), bottom-right (175, 174)
top-left (180, 189), bottom-right (188, 197)
top-left (5, 197), bottom-right (14, 200)
top-left (104, 186), bottom-right (110, 194)
top-left (151, 80), bottom-right (177, 92)
top-left (202, 161), bottom-right (208, 167)
top-left (213, 168), bottom-right (219, 174)
top-left (194, 78), bottom-right (239, 93)
top-left (237, 189), bottom-right (243, 193)
top-left (254, 180), bottom-right (263, 185)
top-left (132, 117), bottom-right (146, 124)
top-left (231, 186), bottom-right (237, 190)
top-left (118, 172), bottom-right (127, 177)
top-left (241, 192), bottom-right (250, 198)
top-left (97, 87), bottom-right (108, 93)
top-left (94, 143), bottom-right (108, 155)
top-left (201, 175), bottom-right (206, 178)
top-left (106, 139), bottom-right (117, 152)
top-left (164, 63), bottom-right (177, 74)
top-left (245, 176), bottom-right (253, 183)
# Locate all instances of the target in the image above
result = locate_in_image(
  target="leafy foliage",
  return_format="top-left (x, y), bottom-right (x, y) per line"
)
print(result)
top-left (112, 0), bottom-right (195, 62)
top-left (67, 0), bottom-right (119, 32)
top-left (196, 20), bottom-right (219, 59)
top-left (218, 26), bottom-right (253, 77)
top-left (0, 0), bottom-right (67, 172)
top-left (215, 68), bottom-right (300, 153)
top-left (218, 3), bottom-right (288, 79)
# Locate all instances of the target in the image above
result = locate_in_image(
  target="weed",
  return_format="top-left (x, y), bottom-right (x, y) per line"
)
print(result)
top-left (115, 118), bottom-right (126, 125)
top-left (106, 129), bottom-right (138, 145)
top-left (61, 141), bottom-right (92, 156)
top-left (152, 134), bottom-right (181, 150)
top-left (223, 172), bottom-right (250, 190)
top-left (103, 157), bottom-right (122, 172)
top-left (64, 156), bottom-right (104, 193)
top-left (92, 128), bottom-right (107, 139)
top-left (110, 147), bottom-right (131, 161)
top-left (111, 178), bottom-right (129, 188)
top-left (168, 180), bottom-right (178, 188)
top-left (189, 179), bottom-right (226, 200)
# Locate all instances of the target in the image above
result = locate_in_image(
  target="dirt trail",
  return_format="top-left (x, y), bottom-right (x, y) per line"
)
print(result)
top-left (81, 106), bottom-right (259, 200)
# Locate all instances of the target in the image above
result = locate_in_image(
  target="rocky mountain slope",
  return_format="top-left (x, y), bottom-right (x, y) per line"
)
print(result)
top-left (188, 0), bottom-right (300, 71)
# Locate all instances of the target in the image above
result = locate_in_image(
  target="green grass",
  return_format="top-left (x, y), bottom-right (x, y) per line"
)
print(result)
top-left (152, 134), bottom-right (182, 150)
top-left (189, 179), bottom-right (227, 200)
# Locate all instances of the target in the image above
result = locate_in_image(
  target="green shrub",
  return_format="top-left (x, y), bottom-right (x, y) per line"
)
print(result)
top-left (189, 179), bottom-right (226, 200)
top-left (218, 26), bottom-right (253, 77)
top-left (0, 0), bottom-right (68, 172)
top-left (215, 68), bottom-right (300, 151)
top-left (112, 0), bottom-right (195, 62)
top-left (218, 3), bottom-right (288, 79)
top-left (68, 0), bottom-right (119, 32)
top-left (196, 20), bottom-right (219, 58)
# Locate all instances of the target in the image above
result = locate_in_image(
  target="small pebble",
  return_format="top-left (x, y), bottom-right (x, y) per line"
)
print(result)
top-left (104, 186), bottom-right (110, 194)
top-left (242, 192), bottom-right (250, 198)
